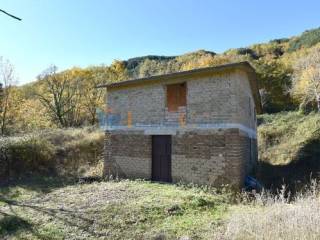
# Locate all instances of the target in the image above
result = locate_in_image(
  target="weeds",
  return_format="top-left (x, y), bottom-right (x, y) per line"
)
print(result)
top-left (216, 180), bottom-right (320, 240)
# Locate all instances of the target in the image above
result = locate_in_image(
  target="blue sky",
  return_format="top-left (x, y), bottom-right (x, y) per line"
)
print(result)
top-left (1, 0), bottom-right (320, 84)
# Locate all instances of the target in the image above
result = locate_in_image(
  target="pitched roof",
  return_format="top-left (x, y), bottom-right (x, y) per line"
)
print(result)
top-left (97, 61), bottom-right (262, 113)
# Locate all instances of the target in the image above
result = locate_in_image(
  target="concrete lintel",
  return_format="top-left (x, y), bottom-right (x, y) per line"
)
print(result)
top-left (104, 123), bottom-right (257, 139)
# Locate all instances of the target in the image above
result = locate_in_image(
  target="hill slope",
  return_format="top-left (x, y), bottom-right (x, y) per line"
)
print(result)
top-left (258, 111), bottom-right (320, 189)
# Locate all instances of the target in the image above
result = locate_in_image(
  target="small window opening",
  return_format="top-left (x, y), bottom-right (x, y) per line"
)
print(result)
top-left (166, 82), bottom-right (186, 112)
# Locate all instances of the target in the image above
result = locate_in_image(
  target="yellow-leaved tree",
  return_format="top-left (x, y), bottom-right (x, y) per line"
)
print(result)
top-left (292, 47), bottom-right (320, 112)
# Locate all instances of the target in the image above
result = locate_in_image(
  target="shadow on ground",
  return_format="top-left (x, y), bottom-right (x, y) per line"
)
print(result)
top-left (0, 176), bottom-right (78, 197)
top-left (257, 137), bottom-right (320, 193)
top-left (0, 181), bottom-right (109, 239)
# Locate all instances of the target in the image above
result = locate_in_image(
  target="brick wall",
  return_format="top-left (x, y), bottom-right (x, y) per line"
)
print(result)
top-left (233, 70), bottom-right (257, 130)
top-left (171, 129), bottom-right (254, 187)
top-left (106, 70), bottom-right (256, 128)
top-left (104, 130), bottom-right (151, 179)
top-left (107, 85), bottom-right (165, 126)
top-left (186, 73), bottom-right (236, 124)
top-left (104, 128), bottom-right (257, 188)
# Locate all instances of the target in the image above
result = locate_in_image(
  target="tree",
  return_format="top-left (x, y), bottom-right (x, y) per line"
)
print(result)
top-left (0, 83), bottom-right (3, 111)
top-left (108, 60), bottom-right (128, 81)
top-left (0, 57), bottom-right (16, 135)
top-left (36, 66), bottom-right (81, 127)
top-left (254, 59), bottom-right (293, 112)
top-left (79, 68), bottom-right (105, 125)
top-left (292, 47), bottom-right (320, 112)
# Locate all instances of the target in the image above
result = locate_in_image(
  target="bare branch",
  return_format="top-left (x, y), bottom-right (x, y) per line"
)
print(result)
top-left (0, 9), bottom-right (21, 21)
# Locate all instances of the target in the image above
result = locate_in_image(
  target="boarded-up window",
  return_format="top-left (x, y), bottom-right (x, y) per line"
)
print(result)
top-left (166, 83), bottom-right (186, 112)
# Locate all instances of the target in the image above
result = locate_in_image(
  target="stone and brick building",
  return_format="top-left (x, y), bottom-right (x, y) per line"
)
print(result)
top-left (99, 62), bottom-right (262, 188)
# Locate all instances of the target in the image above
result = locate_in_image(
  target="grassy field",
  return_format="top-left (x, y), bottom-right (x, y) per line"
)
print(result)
top-left (1, 178), bottom-right (320, 240)
top-left (0, 178), bottom-right (232, 240)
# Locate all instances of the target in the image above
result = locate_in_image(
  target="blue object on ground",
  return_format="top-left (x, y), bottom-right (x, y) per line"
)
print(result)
top-left (244, 176), bottom-right (263, 192)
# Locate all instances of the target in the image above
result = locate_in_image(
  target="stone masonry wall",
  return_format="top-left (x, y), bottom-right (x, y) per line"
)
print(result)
top-left (104, 128), bottom-right (256, 188)
top-left (106, 70), bottom-right (255, 128)
top-left (186, 73), bottom-right (237, 124)
top-left (233, 70), bottom-right (257, 130)
top-left (171, 128), bottom-right (252, 187)
top-left (104, 130), bottom-right (151, 179)
top-left (107, 85), bottom-right (165, 126)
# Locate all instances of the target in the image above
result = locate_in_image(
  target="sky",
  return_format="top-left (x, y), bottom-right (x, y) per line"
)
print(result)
top-left (1, 0), bottom-right (320, 85)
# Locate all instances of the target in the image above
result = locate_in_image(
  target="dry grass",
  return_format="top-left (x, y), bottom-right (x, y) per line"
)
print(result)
top-left (2, 178), bottom-right (320, 239)
top-left (216, 181), bottom-right (320, 240)
top-left (0, 127), bottom-right (105, 181)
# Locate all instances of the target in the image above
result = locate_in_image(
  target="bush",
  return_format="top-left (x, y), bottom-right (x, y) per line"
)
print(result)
top-left (0, 128), bottom-right (104, 183)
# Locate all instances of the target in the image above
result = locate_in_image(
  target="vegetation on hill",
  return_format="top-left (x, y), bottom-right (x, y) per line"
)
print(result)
top-left (258, 112), bottom-right (320, 165)
top-left (288, 27), bottom-right (320, 52)
top-left (257, 111), bottom-right (320, 189)
top-left (1, 27), bottom-right (320, 134)
top-left (0, 128), bottom-right (104, 183)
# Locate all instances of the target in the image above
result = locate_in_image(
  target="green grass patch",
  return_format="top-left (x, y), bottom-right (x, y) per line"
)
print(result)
top-left (257, 111), bottom-right (320, 189)
top-left (258, 111), bottom-right (320, 165)
top-left (0, 179), bottom-right (231, 240)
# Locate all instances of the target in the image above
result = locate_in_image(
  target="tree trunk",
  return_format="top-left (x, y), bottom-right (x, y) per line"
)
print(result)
top-left (317, 95), bottom-right (320, 112)
top-left (0, 102), bottom-right (7, 135)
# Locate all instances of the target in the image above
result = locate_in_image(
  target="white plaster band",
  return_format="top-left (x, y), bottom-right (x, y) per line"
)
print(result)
top-left (104, 123), bottom-right (257, 139)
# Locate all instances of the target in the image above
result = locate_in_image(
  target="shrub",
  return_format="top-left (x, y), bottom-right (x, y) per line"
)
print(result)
top-left (0, 128), bottom-right (104, 183)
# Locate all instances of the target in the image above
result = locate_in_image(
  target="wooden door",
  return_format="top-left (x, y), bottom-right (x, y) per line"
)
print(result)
top-left (152, 135), bottom-right (172, 182)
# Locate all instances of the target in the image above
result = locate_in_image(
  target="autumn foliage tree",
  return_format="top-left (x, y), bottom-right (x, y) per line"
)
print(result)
top-left (78, 67), bottom-right (105, 125)
top-left (36, 66), bottom-right (82, 127)
top-left (292, 47), bottom-right (320, 112)
top-left (254, 59), bottom-right (293, 112)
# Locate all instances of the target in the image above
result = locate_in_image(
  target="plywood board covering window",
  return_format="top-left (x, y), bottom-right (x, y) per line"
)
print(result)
top-left (166, 82), bottom-right (186, 112)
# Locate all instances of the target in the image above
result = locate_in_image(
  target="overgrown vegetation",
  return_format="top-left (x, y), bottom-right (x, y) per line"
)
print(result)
top-left (1, 111), bottom-right (319, 189)
top-left (0, 128), bottom-right (104, 183)
top-left (217, 181), bottom-right (320, 240)
top-left (257, 111), bottom-right (320, 189)
top-left (288, 27), bottom-right (320, 52)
